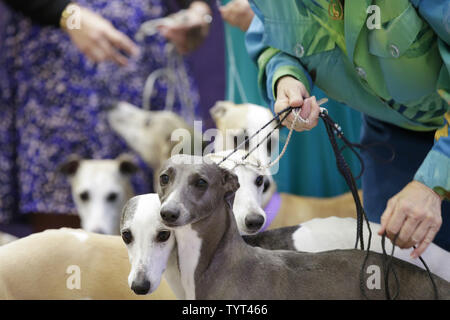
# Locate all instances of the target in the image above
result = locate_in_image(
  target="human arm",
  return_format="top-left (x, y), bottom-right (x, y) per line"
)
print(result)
top-left (379, 1), bottom-right (450, 256)
top-left (245, 10), bottom-right (319, 130)
top-left (2, 0), bottom-right (139, 66)
top-left (3, 0), bottom-right (70, 26)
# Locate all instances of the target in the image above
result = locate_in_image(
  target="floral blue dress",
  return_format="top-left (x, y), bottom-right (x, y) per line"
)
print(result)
top-left (0, 0), bottom-right (200, 222)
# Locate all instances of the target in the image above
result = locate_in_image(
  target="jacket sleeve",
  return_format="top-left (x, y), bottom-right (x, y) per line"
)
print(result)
top-left (414, 111), bottom-right (450, 199)
top-left (2, 0), bottom-right (70, 27)
top-left (409, 0), bottom-right (450, 199)
top-left (245, 6), bottom-right (312, 111)
top-left (410, 0), bottom-right (450, 45)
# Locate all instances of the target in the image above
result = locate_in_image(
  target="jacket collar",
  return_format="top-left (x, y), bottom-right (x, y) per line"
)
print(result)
top-left (344, 0), bottom-right (372, 62)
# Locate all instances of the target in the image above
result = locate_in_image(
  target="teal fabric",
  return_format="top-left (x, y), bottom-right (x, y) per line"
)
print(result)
top-left (222, 1), bottom-right (362, 197)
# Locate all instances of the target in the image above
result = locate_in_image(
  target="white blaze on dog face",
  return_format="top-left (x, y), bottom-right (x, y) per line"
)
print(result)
top-left (68, 159), bottom-right (135, 235)
top-left (121, 194), bottom-right (175, 295)
top-left (207, 150), bottom-right (268, 235)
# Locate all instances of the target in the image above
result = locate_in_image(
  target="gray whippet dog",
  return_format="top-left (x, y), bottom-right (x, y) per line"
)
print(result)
top-left (155, 154), bottom-right (449, 299)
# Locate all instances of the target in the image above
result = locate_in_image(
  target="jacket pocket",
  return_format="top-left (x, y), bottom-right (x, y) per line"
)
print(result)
top-left (368, 4), bottom-right (423, 59)
top-left (368, 3), bottom-right (441, 102)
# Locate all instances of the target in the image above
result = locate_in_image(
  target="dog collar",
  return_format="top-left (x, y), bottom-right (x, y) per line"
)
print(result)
top-left (262, 192), bottom-right (281, 231)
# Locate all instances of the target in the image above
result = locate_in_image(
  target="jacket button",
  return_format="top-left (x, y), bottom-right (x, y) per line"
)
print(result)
top-left (294, 43), bottom-right (304, 58)
top-left (355, 66), bottom-right (366, 80)
top-left (389, 44), bottom-right (400, 58)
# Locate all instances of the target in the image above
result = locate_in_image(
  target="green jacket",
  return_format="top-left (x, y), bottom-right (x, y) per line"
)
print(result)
top-left (246, 0), bottom-right (450, 198)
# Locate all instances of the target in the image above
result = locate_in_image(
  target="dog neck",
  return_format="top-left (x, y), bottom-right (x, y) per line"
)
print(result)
top-left (174, 201), bottom-right (245, 299)
top-left (164, 242), bottom-right (186, 300)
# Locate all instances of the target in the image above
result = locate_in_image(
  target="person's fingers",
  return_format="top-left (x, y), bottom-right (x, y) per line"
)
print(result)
top-left (159, 27), bottom-right (186, 44)
top-left (105, 26), bottom-right (139, 57)
top-left (409, 218), bottom-right (431, 249)
top-left (287, 85), bottom-right (304, 107)
top-left (411, 225), bottom-right (439, 258)
top-left (396, 215), bottom-right (421, 248)
top-left (87, 46), bottom-right (107, 63)
top-left (297, 97), bottom-right (310, 119)
top-left (305, 96), bottom-right (320, 128)
top-left (385, 207), bottom-right (407, 242)
top-left (97, 38), bottom-right (128, 66)
top-left (378, 198), bottom-right (397, 235)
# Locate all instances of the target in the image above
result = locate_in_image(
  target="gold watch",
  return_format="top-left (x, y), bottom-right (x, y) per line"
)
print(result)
top-left (60, 3), bottom-right (77, 30)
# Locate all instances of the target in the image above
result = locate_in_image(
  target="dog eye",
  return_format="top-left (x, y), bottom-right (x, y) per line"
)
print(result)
top-left (195, 178), bottom-right (208, 189)
top-left (266, 138), bottom-right (272, 155)
top-left (155, 230), bottom-right (171, 242)
top-left (255, 175), bottom-right (264, 187)
top-left (160, 174), bottom-right (170, 186)
top-left (79, 191), bottom-right (90, 202)
top-left (121, 230), bottom-right (133, 245)
top-left (233, 135), bottom-right (239, 149)
top-left (106, 192), bottom-right (118, 202)
top-left (263, 178), bottom-right (271, 193)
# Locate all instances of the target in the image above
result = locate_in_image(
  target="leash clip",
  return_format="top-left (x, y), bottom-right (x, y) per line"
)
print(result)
top-left (319, 107), bottom-right (328, 115)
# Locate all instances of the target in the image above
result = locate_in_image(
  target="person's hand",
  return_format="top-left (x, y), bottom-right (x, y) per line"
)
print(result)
top-left (158, 2), bottom-right (212, 55)
top-left (63, 5), bottom-right (139, 66)
top-left (378, 180), bottom-right (443, 259)
top-left (274, 76), bottom-right (320, 131)
top-left (219, 0), bottom-right (254, 32)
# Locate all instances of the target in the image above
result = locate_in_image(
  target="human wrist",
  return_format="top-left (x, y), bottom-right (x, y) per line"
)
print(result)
top-left (412, 180), bottom-right (444, 203)
top-left (60, 2), bottom-right (80, 31)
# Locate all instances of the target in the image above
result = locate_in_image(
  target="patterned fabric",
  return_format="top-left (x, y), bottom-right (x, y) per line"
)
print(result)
top-left (0, 0), bottom-right (200, 223)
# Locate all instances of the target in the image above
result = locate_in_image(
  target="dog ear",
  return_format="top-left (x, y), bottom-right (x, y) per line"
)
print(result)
top-left (117, 154), bottom-right (139, 175)
top-left (209, 101), bottom-right (228, 120)
top-left (59, 155), bottom-right (81, 176)
top-left (219, 166), bottom-right (240, 193)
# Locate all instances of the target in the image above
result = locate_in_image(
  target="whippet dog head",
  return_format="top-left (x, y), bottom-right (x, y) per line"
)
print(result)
top-left (107, 101), bottom-right (196, 172)
top-left (210, 101), bottom-right (279, 206)
top-left (60, 154), bottom-right (138, 235)
top-left (120, 194), bottom-right (175, 295)
top-left (157, 155), bottom-right (240, 228)
top-left (206, 150), bottom-right (270, 234)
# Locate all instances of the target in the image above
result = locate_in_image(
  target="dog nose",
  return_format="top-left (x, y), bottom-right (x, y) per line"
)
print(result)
top-left (131, 279), bottom-right (151, 295)
top-left (245, 213), bottom-right (265, 232)
top-left (160, 207), bottom-right (180, 223)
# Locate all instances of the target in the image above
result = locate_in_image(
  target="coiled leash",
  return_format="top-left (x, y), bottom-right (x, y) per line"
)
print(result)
top-left (218, 97), bottom-right (439, 300)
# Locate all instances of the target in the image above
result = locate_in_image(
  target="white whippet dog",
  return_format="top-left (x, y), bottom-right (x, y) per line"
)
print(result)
top-left (206, 150), bottom-right (269, 234)
top-left (0, 227), bottom-right (176, 299)
top-left (0, 231), bottom-right (17, 246)
top-left (210, 100), bottom-right (359, 225)
top-left (60, 154), bottom-right (139, 235)
top-left (107, 101), bottom-right (203, 181)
